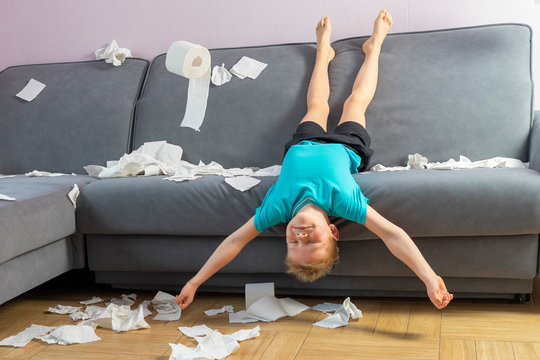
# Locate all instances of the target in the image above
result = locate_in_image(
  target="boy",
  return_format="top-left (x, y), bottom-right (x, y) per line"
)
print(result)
top-left (176, 10), bottom-right (453, 310)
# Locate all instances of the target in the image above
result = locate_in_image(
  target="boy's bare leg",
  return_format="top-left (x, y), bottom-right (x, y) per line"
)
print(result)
top-left (299, 17), bottom-right (335, 131)
top-left (338, 10), bottom-right (392, 128)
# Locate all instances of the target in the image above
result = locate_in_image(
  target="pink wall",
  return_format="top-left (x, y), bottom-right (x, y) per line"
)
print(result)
top-left (1, 0), bottom-right (539, 108)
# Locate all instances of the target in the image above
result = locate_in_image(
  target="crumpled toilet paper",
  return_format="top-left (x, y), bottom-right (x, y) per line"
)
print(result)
top-left (37, 325), bottom-right (101, 345)
top-left (370, 153), bottom-right (528, 172)
top-left (85, 140), bottom-right (281, 192)
top-left (312, 297), bottom-right (363, 329)
top-left (211, 63), bottom-right (232, 86)
top-left (151, 291), bottom-right (182, 321)
top-left (0, 324), bottom-right (55, 347)
top-left (0, 194), bottom-right (16, 201)
top-left (95, 40), bottom-right (132, 66)
top-left (170, 325), bottom-right (260, 360)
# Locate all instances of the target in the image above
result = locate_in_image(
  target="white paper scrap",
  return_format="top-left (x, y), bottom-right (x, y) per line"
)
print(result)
top-left (211, 63), bottom-right (232, 86)
top-left (79, 296), bottom-right (104, 305)
top-left (228, 310), bottom-right (261, 324)
top-left (25, 170), bottom-right (67, 177)
top-left (312, 297), bottom-right (362, 328)
top-left (16, 79), bottom-right (46, 102)
top-left (151, 291), bottom-right (182, 321)
top-left (230, 56), bottom-right (268, 80)
top-left (47, 304), bottom-right (82, 315)
top-left (224, 176), bottom-right (261, 192)
top-left (68, 184), bottom-right (80, 208)
top-left (110, 294), bottom-right (136, 307)
top-left (311, 302), bottom-right (343, 314)
top-left (37, 325), bottom-right (101, 345)
top-left (93, 303), bottom-right (150, 332)
top-left (170, 325), bottom-right (259, 360)
top-left (0, 324), bottom-right (55, 347)
top-left (369, 153), bottom-right (528, 172)
top-left (0, 175), bottom-right (16, 179)
top-left (245, 283), bottom-right (275, 309)
top-left (204, 305), bottom-right (234, 317)
top-left (95, 40), bottom-right (132, 66)
top-left (253, 165), bottom-right (281, 177)
top-left (0, 194), bottom-right (16, 201)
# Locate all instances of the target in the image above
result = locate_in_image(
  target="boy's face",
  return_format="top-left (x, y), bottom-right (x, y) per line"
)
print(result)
top-left (286, 210), bottom-right (339, 265)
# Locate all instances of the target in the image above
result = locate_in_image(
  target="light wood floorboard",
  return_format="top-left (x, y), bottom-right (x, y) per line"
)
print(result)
top-left (0, 275), bottom-right (539, 359)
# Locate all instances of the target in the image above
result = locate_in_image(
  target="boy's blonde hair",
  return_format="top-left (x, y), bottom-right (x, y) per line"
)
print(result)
top-left (285, 239), bottom-right (339, 282)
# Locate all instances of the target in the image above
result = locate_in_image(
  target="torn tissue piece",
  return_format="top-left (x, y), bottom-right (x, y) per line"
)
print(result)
top-left (25, 170), bottom-right (67, 177)
top-left (95, 40), bottom-right (132, 66)
top-left (370, 153), bottom-right (528, 172)
top-left (170, 325), bottom-right (259, 360)
top-left (0, 324), bottom-right (55, 347)
top-left (47, 304), bottom-right (82, 315)
top-left (68, 184), bottom-right (79, 208)
top-left (229, 282), bottom-right (309, 324)
top-left (70, 305), bottom-right (105, 322)
top-left (0, 175), bottom-right (16, 179)
top-left (230, 56), bottom-right (268, 79)
top-left (254, 165), bottom-right (281, 177)
top-left (93, 303), bottom-right (150, 332)
top-left (0, 194), bottom-right (16, 201)
top-left (79, 296), bottom-right (103, 305)
top-left (224, 176), bottom-right (261, 192)
top-left (311, 302), bottom-right (343, 314)
top-left (141, 300), bottom-right (152, 317)
top-left (16, 78), bottom-right (46, 102)
top-left (110, 293), bottom-right (137, 307)
top-left (312, 297), bottom-right (362, 329)
top-left (204, 305), bottom-right (234, 317)
top-left (151, 291), bottom-right (182, 321)
top-left (211, 63), bottom-right (232, 86)
top-left (37, 325), bottom-right (101, 345)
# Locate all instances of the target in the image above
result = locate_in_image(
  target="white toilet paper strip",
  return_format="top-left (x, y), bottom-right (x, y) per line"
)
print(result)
top-left (166, 41), bottom-right (212, 131)
top-left (16, 79), bottom-right (46, 102)
top-left (0, 194), bottom-right (16, 201)
top-left (0, 324), bottom-right (55, 347)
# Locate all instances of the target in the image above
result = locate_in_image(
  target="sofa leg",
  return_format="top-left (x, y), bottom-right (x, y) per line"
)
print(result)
top-left (513, 293), bottom-right (531, 304)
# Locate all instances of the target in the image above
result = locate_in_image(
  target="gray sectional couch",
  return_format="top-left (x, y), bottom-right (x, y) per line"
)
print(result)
top-left (1, 23), bottom-right (539, 306)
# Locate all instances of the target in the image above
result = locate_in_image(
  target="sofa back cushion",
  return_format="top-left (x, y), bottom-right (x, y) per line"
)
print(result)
top-left (0, 59), bottom-right (148, 174)
top-left (330, 24), bottom-right (534, 167)
top-left (133, 44), bottom-right (316, 168)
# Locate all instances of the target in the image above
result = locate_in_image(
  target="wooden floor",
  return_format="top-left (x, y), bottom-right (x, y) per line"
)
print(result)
top-left (1, 273), bottom-right (540, 360)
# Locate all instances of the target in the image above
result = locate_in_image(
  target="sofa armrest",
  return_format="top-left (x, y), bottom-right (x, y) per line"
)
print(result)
top-left (530, 111), bottom-right (540, 171)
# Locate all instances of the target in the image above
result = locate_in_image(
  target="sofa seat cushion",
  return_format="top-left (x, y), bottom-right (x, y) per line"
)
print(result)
top-left (77, 168), bottom-right (540, 239)
top-left (0, 175), bottom-right (96, 265)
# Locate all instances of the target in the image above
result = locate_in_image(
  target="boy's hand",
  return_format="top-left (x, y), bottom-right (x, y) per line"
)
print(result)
top-left (426, 275), bottom-right (453, 309)
top-left (175, 281), bottom-right (198, 310)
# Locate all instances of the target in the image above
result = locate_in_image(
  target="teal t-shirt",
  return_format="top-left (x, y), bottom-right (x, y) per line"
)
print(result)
top-left (254, 140), bottom-right (370, 232)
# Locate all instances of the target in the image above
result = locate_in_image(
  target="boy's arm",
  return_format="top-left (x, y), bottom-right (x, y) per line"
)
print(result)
top-left (176, 216), bottom-right (260, 309)
top-left (363, 205), bottom-right (453, 309)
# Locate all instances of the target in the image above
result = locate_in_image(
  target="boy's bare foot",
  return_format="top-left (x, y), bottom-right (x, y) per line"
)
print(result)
top-left (316, 17), bottom-right (335, 63)
top-left (363, 10), bottom-right (393, 55)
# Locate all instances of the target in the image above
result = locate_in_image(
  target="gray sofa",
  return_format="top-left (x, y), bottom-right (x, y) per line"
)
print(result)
top-left (1, 23), bottom-right (539, 306)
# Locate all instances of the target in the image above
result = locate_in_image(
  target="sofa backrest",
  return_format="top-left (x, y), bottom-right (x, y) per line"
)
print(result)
top-left (0, 59), bottom-right (148, 174)
top-left (134, 24), bottom-right (533, 169)
top-left (330, 24), bottom-right (533, 167)
top-left (133, 43), bottom-right (315, 168)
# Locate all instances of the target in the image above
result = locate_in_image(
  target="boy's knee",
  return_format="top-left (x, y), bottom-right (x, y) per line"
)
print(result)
top-left (307, 98), bottom-right (330, 116)
top-left (344, 92), bottom-right (370, 111)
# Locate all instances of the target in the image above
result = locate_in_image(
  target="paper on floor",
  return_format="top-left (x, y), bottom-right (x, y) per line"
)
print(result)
top-left (79, 296), bottom-right (104, 305)
top-left (70, 305), bottom-right (105, 322)
top-left (0, 324), bottom-right (55, 347)
top-left (37, 325), bottom-right (101, 345)
top-left (312, 297), bottom-right (362, 329)
top-left (170, 325), bottom-right (259, 360)
top-left (0, 194), bottom-right (16, 201)
top-left (204, 305), bottom-right (234, 317)
top-left (229, 282), bottom-right (309, 324)
top-left (47, 304), bottom-right (82, 314)
top-left (370, 153), bottom-right (528, 172)
top-left (95, 40), bottom-right (132, 66)
top-left (16, 78), bottom-right (46, 102)
top-left (230, 56), bottom-right (267, 80)
top-left (93, 303), bottom-right (150, 332)
top-left (211, 63), bottom-right (232, 86)
top-left (110, 293), bottom-right (137, 307)
top-left (151, 291), bottom-right (182, 321)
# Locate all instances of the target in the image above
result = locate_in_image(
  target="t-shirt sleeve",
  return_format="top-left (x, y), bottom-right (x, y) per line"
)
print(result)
top-left (334, 185), bottom-right (370, 224)
top-left (254, 185), bottom-right (283, 232)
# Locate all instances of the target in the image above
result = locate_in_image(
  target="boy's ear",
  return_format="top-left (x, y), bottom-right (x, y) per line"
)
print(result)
top-left (329, 224), bottom-right (339, 241)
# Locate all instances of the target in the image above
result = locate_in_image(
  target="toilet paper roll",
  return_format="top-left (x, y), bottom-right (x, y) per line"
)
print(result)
top-left (166, 41), bottom-right (212, 131)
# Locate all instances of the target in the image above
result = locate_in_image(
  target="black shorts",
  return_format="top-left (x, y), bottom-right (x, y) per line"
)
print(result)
top-left (284, 121), bottom-right (374, 172)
